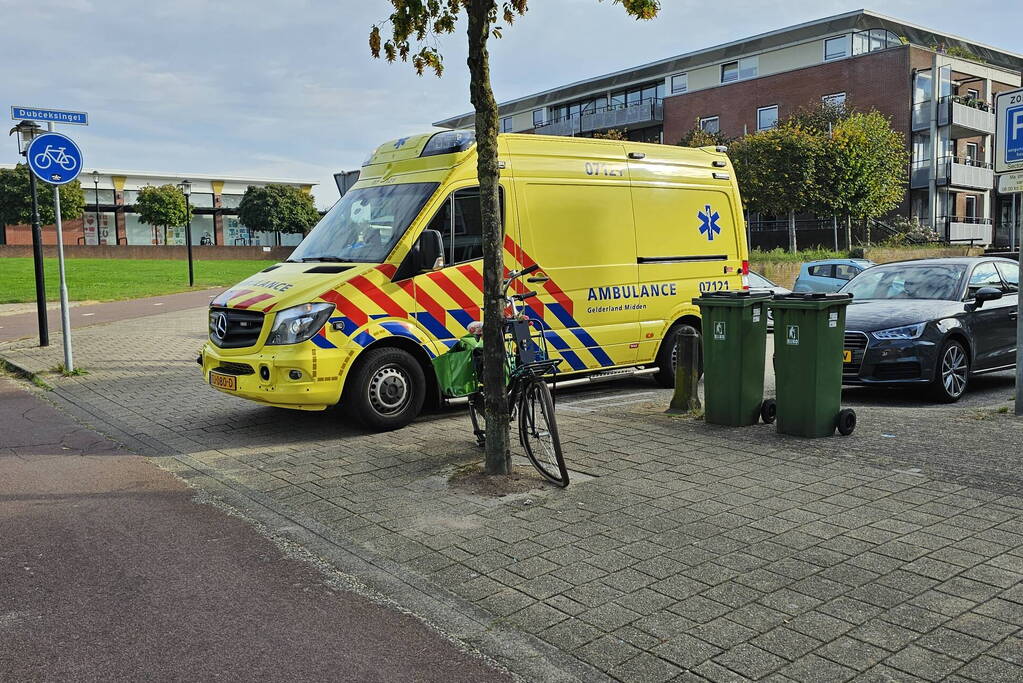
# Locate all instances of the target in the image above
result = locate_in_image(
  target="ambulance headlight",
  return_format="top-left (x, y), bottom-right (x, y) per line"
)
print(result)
top-left (266, 303), bottom-right (335, 346)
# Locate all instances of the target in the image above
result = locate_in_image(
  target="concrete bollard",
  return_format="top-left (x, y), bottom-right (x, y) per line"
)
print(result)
top-left (667, 326), bottom-right (701, 414)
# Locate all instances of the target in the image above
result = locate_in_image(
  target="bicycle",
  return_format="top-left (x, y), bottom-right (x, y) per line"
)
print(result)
top-left (33, 145), bottom-right (77, 171)
top-left (466, 264), bottom-right (570, 488)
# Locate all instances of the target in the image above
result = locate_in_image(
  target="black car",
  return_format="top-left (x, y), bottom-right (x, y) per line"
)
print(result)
top-left (839, 257), bottom-right (1018, 402)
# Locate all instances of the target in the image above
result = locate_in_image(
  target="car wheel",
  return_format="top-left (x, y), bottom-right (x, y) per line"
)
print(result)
top-left (654, 324), bottom-right (702, 388)
top-left (345, 347), bottom-right (425, 431)
top-left (930, 339), bottom-right (969, 403)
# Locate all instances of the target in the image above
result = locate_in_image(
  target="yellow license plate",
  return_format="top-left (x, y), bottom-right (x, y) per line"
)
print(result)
top-left (210, 372), bottom-right (237, 391)
top-left (843, 350), bottom-right (853, 363)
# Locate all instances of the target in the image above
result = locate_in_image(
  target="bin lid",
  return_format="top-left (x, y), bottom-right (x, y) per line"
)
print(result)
top-left (692, 290), bottom-right (772, 307)
top-left (770, 292), bottom-right (853, 309)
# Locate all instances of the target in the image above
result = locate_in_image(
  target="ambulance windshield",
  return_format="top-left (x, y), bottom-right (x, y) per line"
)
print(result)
top-left (289, 182), bottom-right (439, 263)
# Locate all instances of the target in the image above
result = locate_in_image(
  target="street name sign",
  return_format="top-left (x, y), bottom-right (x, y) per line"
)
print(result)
top-left (11, 106), bottom-right (89, 126)
top-left (996, 88), bottom-right (1023, 174)
top-left (26, 132), bottom-right (83, 185)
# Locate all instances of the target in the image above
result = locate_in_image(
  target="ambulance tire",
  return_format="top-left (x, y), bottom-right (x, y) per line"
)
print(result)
top-left (345, 347), bottom-right (426, 431)
top-left (654, 323), bottom-right (702, 388)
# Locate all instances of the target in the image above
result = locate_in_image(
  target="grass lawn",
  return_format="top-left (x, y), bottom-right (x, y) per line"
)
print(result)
top-left (0, 257), bottom-right (276, 304)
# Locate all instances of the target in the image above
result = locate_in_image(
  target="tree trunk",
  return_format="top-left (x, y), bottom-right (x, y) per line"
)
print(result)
top-left (864, 217), bottom-right (870, 247)
top-left (846, 215), bottom-right (852, 251)
top-left (467, 0), bottom-right (511, 476)
top-left (787, 210), bottom-right (797, 254)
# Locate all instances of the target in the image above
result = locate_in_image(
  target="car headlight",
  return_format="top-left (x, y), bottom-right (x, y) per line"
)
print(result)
top-left (266, 302), bottom-right (335, 346)
top-left (871, 322), bottom-right (926, 340)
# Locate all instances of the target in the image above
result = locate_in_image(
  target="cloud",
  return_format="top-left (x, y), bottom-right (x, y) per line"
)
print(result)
top-left (2, 0), bottom-right (1018, 208)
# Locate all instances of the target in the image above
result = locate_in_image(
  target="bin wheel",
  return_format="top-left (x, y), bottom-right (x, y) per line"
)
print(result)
top-left (837, 408), bottom-right (856, 436)
top-left (760, 399), bottom-right (777, 425)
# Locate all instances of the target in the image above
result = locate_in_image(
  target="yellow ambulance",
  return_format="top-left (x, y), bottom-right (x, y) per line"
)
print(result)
top-left (200, 131), bottom-right (750, 430)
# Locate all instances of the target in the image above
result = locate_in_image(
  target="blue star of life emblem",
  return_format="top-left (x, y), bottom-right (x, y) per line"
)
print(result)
top-left (393, 137), bottom-right (409, 149)
top-left (698, 204), bottom-right (721, 241)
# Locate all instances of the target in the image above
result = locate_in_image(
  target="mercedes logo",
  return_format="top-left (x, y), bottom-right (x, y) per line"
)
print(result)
top-left (213, 312), bottom-right (228, 339)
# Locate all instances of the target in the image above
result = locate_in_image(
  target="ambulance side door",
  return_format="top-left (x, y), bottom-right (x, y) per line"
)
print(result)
top-left (627, 150), bottom-right (744, 359)
top-left (507, 136), bottom-right (639, 370)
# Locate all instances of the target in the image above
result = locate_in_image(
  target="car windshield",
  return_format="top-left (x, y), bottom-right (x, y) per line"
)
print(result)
top-left (748, 272), bottom-right (773, 288)
top-left (840, 264), bottom-right (966, 301)
top-left (289, 182), bottom-right (439, 263)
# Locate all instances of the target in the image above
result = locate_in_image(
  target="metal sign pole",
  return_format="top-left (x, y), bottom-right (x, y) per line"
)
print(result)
top-left (1017, 196), bottom-right (1022, 415)
top-left (51, 181), bottom-right (74, 372)
top-left (45, 123), bottom-right (74, 372)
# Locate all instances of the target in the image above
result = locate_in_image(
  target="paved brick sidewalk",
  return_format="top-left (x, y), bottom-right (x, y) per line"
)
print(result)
top-left (2, 308), bottom-right (1021, 682)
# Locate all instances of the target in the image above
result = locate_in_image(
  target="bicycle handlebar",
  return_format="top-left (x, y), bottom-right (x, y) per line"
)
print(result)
top-left (512, 291), bottom-right (537, 301)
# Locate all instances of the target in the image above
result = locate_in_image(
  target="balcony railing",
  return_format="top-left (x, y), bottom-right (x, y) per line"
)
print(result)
top-left (911, 95), bottom-right (996, 135)
top-left (910, 156), bottom-right (994, 190)
top-left (536, 99), bottom-right (663, 136)
top-left (943, 216), bottom-right (993, 245)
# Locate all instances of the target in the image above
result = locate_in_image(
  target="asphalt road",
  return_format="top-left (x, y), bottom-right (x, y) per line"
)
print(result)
top-left (0, 288), bottom-right (221, 343)
top-left (0, 378), bottom-right (511, 682)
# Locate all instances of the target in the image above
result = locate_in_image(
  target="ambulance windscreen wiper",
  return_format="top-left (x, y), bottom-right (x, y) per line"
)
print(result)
top-left (294, 256), bottom-right (353, 262)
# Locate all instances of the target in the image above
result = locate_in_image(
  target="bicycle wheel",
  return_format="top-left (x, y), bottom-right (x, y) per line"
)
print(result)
top-left (467, 392), bottom-right (486, 448)
top-left (33, 153), bottom-right (52, 169)
top-left (518, 378), bottom-right (569, 487)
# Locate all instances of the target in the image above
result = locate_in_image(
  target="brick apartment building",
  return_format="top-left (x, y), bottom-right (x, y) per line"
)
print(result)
top-left (435, 10), bottom-right (1023, 247)
top-left (0, 168), bottom-right (316, 248)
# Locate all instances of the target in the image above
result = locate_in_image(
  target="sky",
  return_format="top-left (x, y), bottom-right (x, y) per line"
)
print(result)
top-left (2, 1), bottom-right (1020, 208)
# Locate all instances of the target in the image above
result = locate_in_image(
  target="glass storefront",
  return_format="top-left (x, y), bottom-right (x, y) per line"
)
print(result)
top-left (221, 194), bottom-right (244, 209)
top-left (125, 213), bottom-right (157, 245)
top-left (82, 211), bottom-right (117, 245)
top-left (84, 189), bottom-right (116, 204)
top-left (189, 193), bottom-right (214, 209)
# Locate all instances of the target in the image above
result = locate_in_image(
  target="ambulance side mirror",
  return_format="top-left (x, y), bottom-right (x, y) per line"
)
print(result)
top-left (417, 229), bottom-right (445, 271)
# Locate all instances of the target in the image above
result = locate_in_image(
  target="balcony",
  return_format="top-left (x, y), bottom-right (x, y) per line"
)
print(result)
top-left (911, 96), bottom-right (995, 137)
top-left (910, 156), bottom-right (994, 191)
top-left (943, 216), bottom-right (993, 245)
top-left (536, 99), bottom-right (663, 137)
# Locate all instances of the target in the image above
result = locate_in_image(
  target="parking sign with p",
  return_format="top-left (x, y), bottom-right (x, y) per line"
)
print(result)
top-left (995, 89), bottom-right (1023, 173)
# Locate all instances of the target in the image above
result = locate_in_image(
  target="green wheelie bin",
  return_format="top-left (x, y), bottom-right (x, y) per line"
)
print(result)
top-left (770, 292), bottom-right (856, 437)
top-left (693, 291), bottom-right (775, 427)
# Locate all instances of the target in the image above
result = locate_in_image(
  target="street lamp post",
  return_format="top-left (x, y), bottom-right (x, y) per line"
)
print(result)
top-left (9, 120), bottom-right (48, 346)
top-left (178, 179), bottom-right (193, 286)
top-left (91, 170), bottom-right (100, 245)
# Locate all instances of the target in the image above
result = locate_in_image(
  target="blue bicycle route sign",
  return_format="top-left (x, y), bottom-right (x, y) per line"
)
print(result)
top-left (11, 106), bottom-right (88, 126)
top-left (26, 133), bottom-right (84, 185)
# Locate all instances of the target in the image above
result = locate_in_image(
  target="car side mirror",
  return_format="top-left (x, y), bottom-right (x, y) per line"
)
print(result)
top-left (972, 287), bottom-right (1003, 307)
top-left (416, 229), bottom-right (445, 272)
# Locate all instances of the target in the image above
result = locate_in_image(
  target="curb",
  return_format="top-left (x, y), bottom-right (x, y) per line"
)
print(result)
top-left (0, 355), bottom-right (53, 390)
top-left (27, 377), bottom-right (610, 683)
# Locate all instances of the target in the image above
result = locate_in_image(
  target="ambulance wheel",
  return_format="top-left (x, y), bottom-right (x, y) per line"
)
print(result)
top-left (345, 347), bottom-right (425, 431)
top-left (837, 408), bottom-right (856, 436)
top-left (654, 324), bottom-right (702, 388)
top-left (760, 399), bottom-right (777, 425)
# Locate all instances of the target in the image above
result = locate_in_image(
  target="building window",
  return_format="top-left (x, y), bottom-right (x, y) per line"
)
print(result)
top-left (822, 92), bottom-right (846, 108)
top-left (964, 195), bottom-right (977, 220)
top-left (965, 142), bottom-right (979, 164)
top-left (738, 57), bottom-right (758, 80)
top-left (757, 106), bottom-right (778, 131)
top-left (671, 73), bottom-right (688, 94)
top-left (966, 88), bottom-right (980, 101)
top-left (721, 61), bottom-right (739, 83)
top-left (700, 116), bottom-right (720, 134)
top-left (85, 188), bottom-right (116, 205)
top-left (721, 57), bottom-right (757, 83)
top-left (532, 109), bottom-right (544, 127)
top-left (500, 116), bottom-right (513, 133)
top-left (824, 35), bottom-right (848, 61)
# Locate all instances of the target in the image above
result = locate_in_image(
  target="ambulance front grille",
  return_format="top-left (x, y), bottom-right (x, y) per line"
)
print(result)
top-left (209, 307), bottom-right (265, 349)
